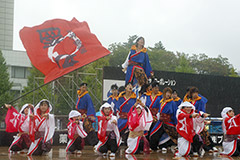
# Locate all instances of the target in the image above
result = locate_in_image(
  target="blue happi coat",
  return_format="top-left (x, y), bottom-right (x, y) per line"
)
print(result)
top-left (115, 91), bottom-right (136, 132)
top-left (123, 45), bottom-right (153, 85)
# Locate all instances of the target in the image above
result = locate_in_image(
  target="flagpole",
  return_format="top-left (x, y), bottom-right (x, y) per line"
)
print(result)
top-left (1, 53), bottom-right (110, 110)
top-left (0, 81), bottom-right (50, 109)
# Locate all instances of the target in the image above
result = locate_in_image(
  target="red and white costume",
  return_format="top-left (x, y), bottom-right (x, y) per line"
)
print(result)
top-left (221, 107), bottom-right (240, 156)
top-left (94, 103), bottom-right (120, 153)
top-left (7, 104), bottom-right (31, 152)
top-left (66, 110), bottom-right (87, 153)
top-left (175, 102), bottom-right (205, 157)
top-left (125, 104), bottom-right (153, 154)
top-left (27, 99), bottom-right (55, 156)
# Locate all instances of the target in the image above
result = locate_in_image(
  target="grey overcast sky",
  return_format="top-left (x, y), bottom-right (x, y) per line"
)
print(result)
top-left (13, 0), bottom-right (240, 70)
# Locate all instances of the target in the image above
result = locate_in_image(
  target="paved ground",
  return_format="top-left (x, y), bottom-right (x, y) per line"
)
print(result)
top-left (1, 146), bottom-right (240, 160)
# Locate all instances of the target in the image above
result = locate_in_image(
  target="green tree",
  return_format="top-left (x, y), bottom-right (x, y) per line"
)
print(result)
top-left (190, 54), bottom-right (233, 76)
top-left (148, 48), bottom-right (178, 72)
top-left (229, 67), bottom-right (239, 77)
top-left (20, 65), bottom-right (55, 109)
top-left (149, 41), bottom-right (165, 51)
top-left (0, 50), bottom-right (12, 121)
top-left (175, 52), bottom-right (195, 73)
top-left (108, 35), bottom-right (138, 67)
top-left (79, 56), bottom-right (110, 110)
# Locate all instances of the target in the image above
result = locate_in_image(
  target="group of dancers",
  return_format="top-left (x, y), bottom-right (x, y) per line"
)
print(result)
top-left (4, 36), bottom-right (240, 158)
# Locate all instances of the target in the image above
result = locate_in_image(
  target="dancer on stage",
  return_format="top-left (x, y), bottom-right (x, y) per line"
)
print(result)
top-left (107, 84), bottom-right (119, 114)
top-left (27, 99), bottom-right (55, 156)
top-left (125, 100), bottom-right (153, 154)
top-left (221, 107), bottom-right (240, 156)
top-left (107, 84), bottom-right (119, 104)
top-left (149, 87), bottom-right (178, 152)
top-left (185, 87), bottom-right (217, 152)
top-left (94, 103), bottom-right (120, 157)
top-left (76, 82), bottom-right (98, 146)
top-left (66, 110), bottom-right (87, 154)
top-left (5, 104), bottom-right (32, 153)
top-left (174, 102), bottom-right (206, 158)
top-left (143, 81), bottom-right (162, 137)
top-left (115, 82), bottom-right (137, 145)
top-left (172, 89), bottom-right (182, 107)
top-left (122, 37), bottom-right (153, 93)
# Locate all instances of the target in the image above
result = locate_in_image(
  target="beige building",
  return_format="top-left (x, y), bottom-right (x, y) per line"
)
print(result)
top-left (0, 0), bottom-right (31, 94)
top-left (0, 0), bottom-right (14, 50)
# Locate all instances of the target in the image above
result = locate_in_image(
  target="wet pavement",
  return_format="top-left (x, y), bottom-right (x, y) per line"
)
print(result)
top-left (1, 146), bottom-right (240, 160)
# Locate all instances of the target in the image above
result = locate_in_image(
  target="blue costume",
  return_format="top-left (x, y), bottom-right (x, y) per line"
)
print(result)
top-left (107, 95), bottom-right (118, 114)
top-left (144, 91), bottom-right (162, 117)
top-left (149, 98), bottom-right (178, 150)
top-left (115, 92), bottom-right (136, 133)
top-left (75, 91), bottom-right (96, 117)
top-left (199, 94), bottom-right (208, 104)
top-left (107, 95), bottom-right (118, 104)
top-left (190, 96), bottom-right (206, 113)
top-left (172, 97), bottom-right (182, 121)
top-left (122, 45), bottom-right (153, 85)
top-left (75, 91), bottom-right (98, 146)
top-left (173, 97), bottom-right (182, 109)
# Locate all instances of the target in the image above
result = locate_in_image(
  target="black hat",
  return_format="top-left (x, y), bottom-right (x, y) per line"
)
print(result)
top-left (151, 81), bottom-right (159, 88)
top-left (172, 89), bottom-right (177, 94)
top-left (118, 86), bottom-right (125, 93)
top-left (186, 86), bottom-right (191, 92)
top-left (80, 83), bottom-right (87, 87)
top-left (111, 84), bottom-right (118, 90)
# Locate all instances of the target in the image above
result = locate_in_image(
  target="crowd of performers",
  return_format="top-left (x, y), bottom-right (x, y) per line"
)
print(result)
top-left (4, 36), bottom-right (240, 158)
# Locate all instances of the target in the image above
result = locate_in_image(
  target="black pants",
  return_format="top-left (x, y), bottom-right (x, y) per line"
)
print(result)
top-left (191, 134), bottom-right (203, 153)
top-left (68, 137), bottom-right (84, 153)
top-left (85, 130), bottom-right (98, 146)
top-left (149, 124), bottom-right (166, 150)
top-left (10, 134), bottom-right (31, 152)
top-left (146, 121), bottom-right (157, 141)
top-left (32, 139), bottom-right (52, 155)
top-left (98, 138), bottom-right (118, 153)
top-left (232, 140), bottom-right (240, 156)
top-left (135, 139), bottom-right (144, 154)
top-left (120, 128), bottom-right (129, 146)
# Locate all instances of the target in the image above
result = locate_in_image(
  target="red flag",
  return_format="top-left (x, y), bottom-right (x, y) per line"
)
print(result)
top-left (20, 18), bottom-right (110, 83)
top-left (5, 107), bottom-right (19, 132)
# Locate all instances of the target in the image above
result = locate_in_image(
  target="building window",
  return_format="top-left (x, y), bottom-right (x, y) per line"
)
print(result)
top-left (11, 66), bottom-right (30, 79)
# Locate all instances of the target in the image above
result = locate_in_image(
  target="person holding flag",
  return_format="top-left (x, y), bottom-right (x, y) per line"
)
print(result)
top-left (94, 103), bottom-right (120, 157)
top-left (5, 104), bottom-right (32, 153)
top-left (27, 99), bottom-right (55, 156)
top-left (76, 82), bottom-right (98, 146)
top-left (66, 110), bottom-right (87, 154)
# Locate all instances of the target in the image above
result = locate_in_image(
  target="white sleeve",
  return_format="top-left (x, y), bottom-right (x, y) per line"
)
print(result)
top-left (121, 51), bottom-right (131, 69)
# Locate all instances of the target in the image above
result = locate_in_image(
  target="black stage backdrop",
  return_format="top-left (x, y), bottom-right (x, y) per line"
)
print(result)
top-left (103, 66), bottom-right (240, 117)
